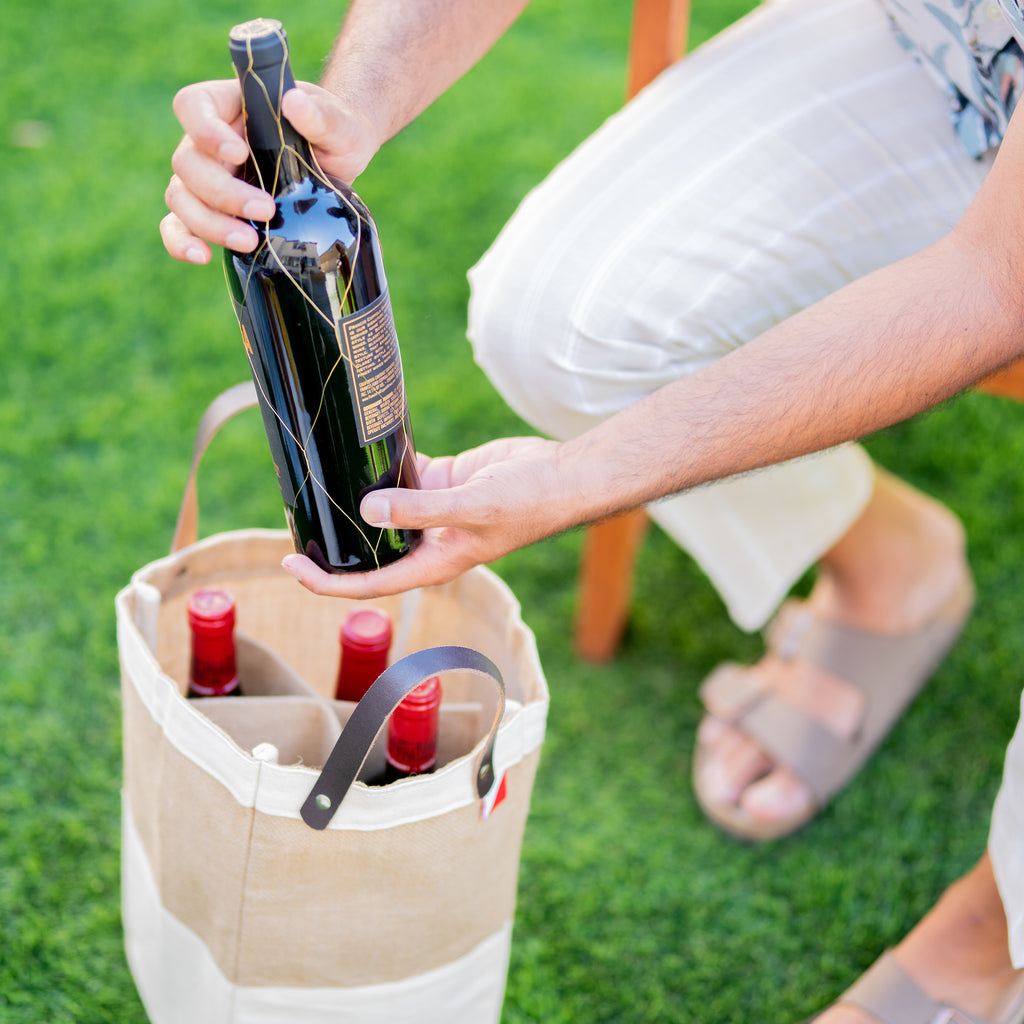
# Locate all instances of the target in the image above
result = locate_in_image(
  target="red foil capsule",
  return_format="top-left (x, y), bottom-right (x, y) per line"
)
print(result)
top-left (187, 587), bottom-right (240, 698)
top-left (386, 676), bottom-right (441, 781)
top-left (335, 607), bottom-right (392, 701)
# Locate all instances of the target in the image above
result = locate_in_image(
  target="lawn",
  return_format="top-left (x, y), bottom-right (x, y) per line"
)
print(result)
top-left (3, 0), bottom-right (1024, 1021)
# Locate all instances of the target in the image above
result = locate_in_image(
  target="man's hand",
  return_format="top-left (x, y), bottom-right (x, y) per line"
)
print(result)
top-left (160, 80), bottom-right (381, 265)
top-left (281, 436), bottom-right (572, 599)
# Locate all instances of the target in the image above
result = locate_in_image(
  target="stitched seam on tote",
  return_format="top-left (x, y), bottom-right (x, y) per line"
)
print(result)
top-left (228, 760), bottom-right (262, 1013)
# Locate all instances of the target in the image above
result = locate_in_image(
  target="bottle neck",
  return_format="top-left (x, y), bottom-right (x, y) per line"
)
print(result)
top-left (335, 647), bottom-right (389, 702)
top-left (233, 41), bottom-right (315, 194)
top-left (335, 608), bottom-right (393, 701)
top-left (189, 630), bottom-right (240, 698)
top-left (386, 678), bottom-right (441, 776)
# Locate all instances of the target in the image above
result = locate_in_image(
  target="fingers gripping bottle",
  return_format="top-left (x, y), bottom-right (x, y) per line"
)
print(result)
top-left (224, 18), bottom-right (421, 573)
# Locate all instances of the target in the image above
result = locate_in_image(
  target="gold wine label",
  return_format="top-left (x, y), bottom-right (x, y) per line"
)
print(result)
top-left (339, 290), bottom-right (407, 446)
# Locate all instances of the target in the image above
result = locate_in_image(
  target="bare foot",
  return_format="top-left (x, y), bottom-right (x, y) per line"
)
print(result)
top-left (814, 853), bottom-right (1024, 1023)
top-left (695, 467), bottom-right (970, 834)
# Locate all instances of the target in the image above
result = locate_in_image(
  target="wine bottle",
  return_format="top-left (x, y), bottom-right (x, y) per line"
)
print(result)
top-left (224, 18), bottom-right (421, 574)
top-left (384, 676), bottom-right (441, 782)
top-left (335, 606), bottom-right (392, 701)
top-left (187, 587), bottom-right (242, 698)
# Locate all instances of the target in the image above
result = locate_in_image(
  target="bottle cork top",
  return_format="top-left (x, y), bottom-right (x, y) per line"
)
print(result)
top-left (229, 19), bottom-right (288, 67)
top-left (399, 676), bottom-right (441, 710)
top-left (229, 18), bottom-right (283, 43)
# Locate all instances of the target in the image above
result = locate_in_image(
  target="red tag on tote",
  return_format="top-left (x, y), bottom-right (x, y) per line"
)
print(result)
top-left (480, 771), bottom-right (508, 821)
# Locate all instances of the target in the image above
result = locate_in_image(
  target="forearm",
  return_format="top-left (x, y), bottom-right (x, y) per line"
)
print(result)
top-left (556, 230), bottom-right (1024, 530)
top-left (277, 86), bottom-right (1024, 600)
top-left (321, 0), bottom-right (531, 147)
top-left (548, 102), bottom-right (1024, 530)
top-left (280, 226), bottom-right (1024, 600)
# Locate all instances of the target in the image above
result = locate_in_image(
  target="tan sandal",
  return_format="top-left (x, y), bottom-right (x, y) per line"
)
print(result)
top-left (827, 951), bottom-right (1024, 1024)
top-left (693, 570), bottom-right (974, 841)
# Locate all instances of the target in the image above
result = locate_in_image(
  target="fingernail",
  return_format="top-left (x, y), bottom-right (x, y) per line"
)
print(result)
top-left (225, 229), bottom-right (255, 251)
top-left (361, 494), bottom-right (393, 528)
top-left (184, 245), bottom-right (208, 265)
top-left (284, 88), bottom-right (307, 111)
top-left (281, 555), bottom-right (305, 579)
top-left (243, 198), bottom-right (274, 219)
top-left (219, 140), bottom-right (248, 164)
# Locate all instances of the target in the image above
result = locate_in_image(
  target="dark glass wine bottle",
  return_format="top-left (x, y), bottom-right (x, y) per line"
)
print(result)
top-left (224, 18), bottom-right (421, 573)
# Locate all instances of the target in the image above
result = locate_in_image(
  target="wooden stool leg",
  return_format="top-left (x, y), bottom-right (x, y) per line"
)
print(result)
top-left (574, 510), bottom-right (650, 662)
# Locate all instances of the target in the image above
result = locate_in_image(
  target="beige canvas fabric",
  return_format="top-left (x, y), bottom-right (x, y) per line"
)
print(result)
top-left (115, 530), bottom-right (548, 1022)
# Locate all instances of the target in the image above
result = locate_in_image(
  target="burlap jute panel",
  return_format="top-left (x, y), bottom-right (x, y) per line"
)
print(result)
top-left (123, 670), bottom-right (538, 987)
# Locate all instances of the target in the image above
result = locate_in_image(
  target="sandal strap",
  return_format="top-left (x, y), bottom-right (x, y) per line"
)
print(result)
top-left (732, 692), bottom-right (852, 803)
top-left (766, 600), bottom-right (966, 711)
top-left (698, 662), bottom-right (850, 803)
top-left (698, 663), bottom-right (766, 720)
top-left (700, 594), bottom-right (970, 804)
top-left (842, 953), bottom-right (988, 1024)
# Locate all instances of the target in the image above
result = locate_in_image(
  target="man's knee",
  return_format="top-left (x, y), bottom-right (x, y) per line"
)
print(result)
top-left (466, 239), bottom-right (587, 433)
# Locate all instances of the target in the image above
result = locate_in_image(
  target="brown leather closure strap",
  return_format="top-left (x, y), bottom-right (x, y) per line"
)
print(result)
top-left (302, 646), bottom-right (506, 830)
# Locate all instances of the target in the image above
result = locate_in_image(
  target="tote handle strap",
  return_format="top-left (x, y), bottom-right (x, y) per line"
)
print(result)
top-left (171, 391), bottom-right (506, 825)
top-left (302, 645), bottom-right (506, 830)
top-left (171, 381), bottom-right (259, 553)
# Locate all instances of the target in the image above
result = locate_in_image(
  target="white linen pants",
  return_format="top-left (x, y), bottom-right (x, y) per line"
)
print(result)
top-left (470, 0), bottom-right (1024, 964)
top-left (467, 0), bottom-right (992, 631)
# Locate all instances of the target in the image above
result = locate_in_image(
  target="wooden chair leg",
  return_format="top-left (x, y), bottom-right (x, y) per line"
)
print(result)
top-left (572, 0), bottom-right (690, 662)
top-left (573, 510), bottom-right (650, 663)
top-left (626, 0), bottom-right (689, 99)
top-left (977, 359), bottom-right (1024, 401)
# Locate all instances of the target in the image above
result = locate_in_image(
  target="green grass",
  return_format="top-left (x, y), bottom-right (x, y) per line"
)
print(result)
top-left (3, 1), bottom-right (1024, 1021)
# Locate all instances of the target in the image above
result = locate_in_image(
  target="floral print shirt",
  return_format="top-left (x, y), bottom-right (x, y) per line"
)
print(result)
top-left (881, 0), bottom-right (1024, 155)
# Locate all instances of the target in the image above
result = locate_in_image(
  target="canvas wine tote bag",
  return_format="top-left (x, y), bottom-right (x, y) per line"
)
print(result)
top-left (114, 383), bottom-right (550, 1024)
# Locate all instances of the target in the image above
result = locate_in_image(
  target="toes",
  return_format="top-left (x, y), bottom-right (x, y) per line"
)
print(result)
top-left (698, 716), bottom-right (816, 822)
top-left (740, 768), bottom-right (816, 826)
top-left (695, 713), bottom-right (727, 746)
top-left (695, 646), bottom-right (865, 829)
top-left (696, 717), bottom-right (774, 805)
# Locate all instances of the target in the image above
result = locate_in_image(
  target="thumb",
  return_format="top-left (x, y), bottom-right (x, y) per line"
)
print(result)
top-left (281, 87), bottom-right (330, 143)
top-left (359, 490), bottom-right (397, 528)
top-left (360, 486), bottom-right (460, 531)
top-left (282, 85), bottom-right (377, 181)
